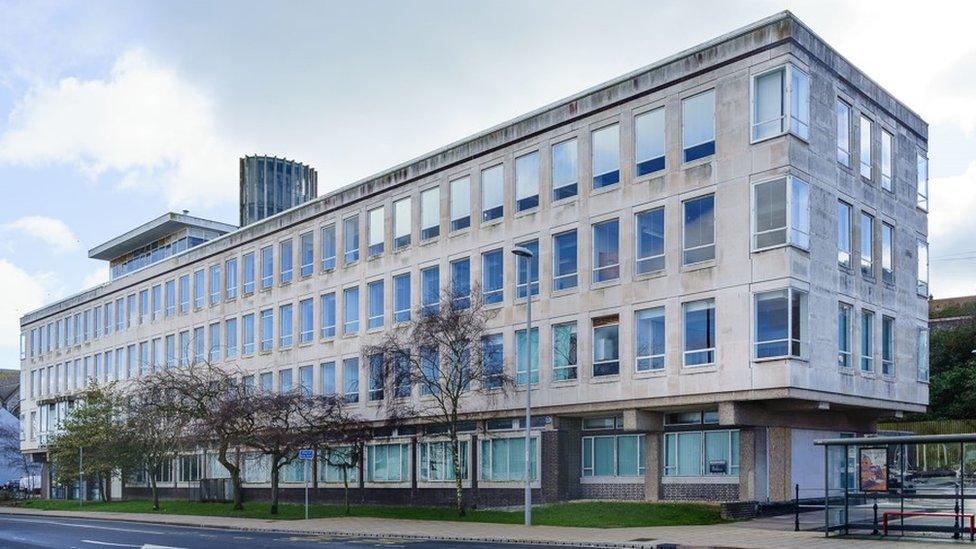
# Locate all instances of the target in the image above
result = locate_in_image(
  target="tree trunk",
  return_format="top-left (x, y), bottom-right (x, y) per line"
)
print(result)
top-left (269, 456), bottom-right (280, 515)
top-left (149, 473), bottom-right (160, 511)
top-left (451, 432), bottom-right (465, 516)
top-left (218, 442), bottom-right (243, 510)
top-left (342, 468), bottom-right (350, 515)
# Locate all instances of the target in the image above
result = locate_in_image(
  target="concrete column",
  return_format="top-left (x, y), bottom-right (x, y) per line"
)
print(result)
top-left (767, 426), bottom-right (792, 501)
top-left (644, 432), bottom-right (661, 501)
top-left (738, 428), bottom-right (756, 501)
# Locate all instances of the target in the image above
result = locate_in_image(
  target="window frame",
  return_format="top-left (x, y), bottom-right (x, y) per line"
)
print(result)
top-left (753, 288), bottom-right (807, 360)
top-left (551, 137), bottom-right (578, 202)
top-left (682, 194), bottom-right (716, 265)
top-left (635, 206), bottom-right (665, 274)
top-left (420, 186), bottom-right (441, 240)
top-left (681, 89), bottom-right (716, 163)
top-left (881, 315), bottom-right (895, 377)
top-left (591, 218), bottom-right (620, 283)
top-left (551, 321), bottom-right (578, 381)
top-left (751, 175), bottom-right (810, 252)
top-left (682, 298), bottom-right (716, 367)
top-left (860, 309), bottom-right (875, 373)
top-left (749, 63), bottom-right (810, 143)
top-left (590, 123), bottom-right (621, 190)
top-left (634, 306), bottom-right (666, 372)
top-left (837, 302), bottom-right (853, 369)
top-left (581, 434), bottom-right (646, 478)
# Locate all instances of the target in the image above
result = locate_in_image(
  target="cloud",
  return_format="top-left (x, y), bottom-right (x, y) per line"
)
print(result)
top-left (3, 215), bottom-right (79, 254)
top-left (0, 259), bottom-right (62, 367)
top-left (81, 265), bottom-right (110, 289)
top-left (929, 161), bottom-right (976, 298)
top-left (0, 48), bottom-right (239, 208)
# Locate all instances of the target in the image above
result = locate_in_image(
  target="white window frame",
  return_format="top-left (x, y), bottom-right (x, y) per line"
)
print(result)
top-left (635, 206), bottom-right (665, 274)
top-left (751, 175), bottom-right (810, 251)
top-left (881, 315), bottom-right (895, 377)
top-left (682, 194), bottom-right (715, 265)
top-left (916, 237), bottom-right (929, 297)
top-left (750, 64), bottom-right (809, 142)
top-left (859, 114), bottom-right (873, 181)
top-left (581, 434), bottom-right (646, 478)
top-left (634, 306), bottom-right (665, 372)
top-left (682, 299), bottom-right (716, 367)
top-left (753, 287), bottom-right (808, 360)
top-left (838, 302), bottom-right (853, 369)
top-left (916, 152), bottom-right (929, 211)
top-left (881, 128), bottom-right (894, 192)
top-left (860, 309), bottom-right (875, 373)
top-left (836, 98), bottom-right (852, 167)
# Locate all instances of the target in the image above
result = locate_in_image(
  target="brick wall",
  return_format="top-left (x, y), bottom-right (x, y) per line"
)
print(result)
top-left (579, 482), bottom-right (645, 500)
top-left (661, 482), bottom-right (739, 501)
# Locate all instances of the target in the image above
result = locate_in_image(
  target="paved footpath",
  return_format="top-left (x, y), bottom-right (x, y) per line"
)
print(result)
top-left (0, 506), bottom-right (969, 548)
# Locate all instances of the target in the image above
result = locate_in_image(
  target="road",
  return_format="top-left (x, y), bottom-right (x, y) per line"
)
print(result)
top-left (0, 514), bottom-right (574, 549)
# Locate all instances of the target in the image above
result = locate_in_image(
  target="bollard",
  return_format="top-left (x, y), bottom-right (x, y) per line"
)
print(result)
top-left (794, 484), bottom-right (800, 532)
top-left (871, 495), bottom-right (879, 536)
top-left (955, 485), bottom-right (961, 540)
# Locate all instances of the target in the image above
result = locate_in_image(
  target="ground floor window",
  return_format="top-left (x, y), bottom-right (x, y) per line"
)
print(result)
top-left (178, 455), bottom-right (201, 482)
top-left (205, 454), bottom-right (231, 479)
top-left (664, 429), bottom-right (739, 476)
top-left (367, 442), bottom-right (410, 482)
top-left (155, 459), bottom-right (173, 483)
top-left (480, 437), bottom-right (538, 482)
top-left (281, 455), bottom-right (310, 483)
top-left (581, 434), bottom-right (646, 477)
top-left (242, 452), bottom-right (271, 483)
top-left (419, 440), bottom-right (469, 481)
top-left (319, 447), bottom-right (359, 484)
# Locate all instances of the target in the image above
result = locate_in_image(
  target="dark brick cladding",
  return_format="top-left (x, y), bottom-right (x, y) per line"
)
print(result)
top-left (661, 482), bottom-right (739, 502)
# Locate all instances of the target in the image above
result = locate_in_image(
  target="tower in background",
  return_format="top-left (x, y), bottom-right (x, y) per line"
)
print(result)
top-left (239, 156), bottom-right (318, 226)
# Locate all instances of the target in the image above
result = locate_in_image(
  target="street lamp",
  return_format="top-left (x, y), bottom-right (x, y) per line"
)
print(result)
top-left (511, 246), bottom-right (534, 527)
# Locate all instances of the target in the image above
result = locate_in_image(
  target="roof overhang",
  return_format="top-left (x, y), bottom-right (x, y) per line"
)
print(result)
top-left (88, 212), bottom-right (237, 261)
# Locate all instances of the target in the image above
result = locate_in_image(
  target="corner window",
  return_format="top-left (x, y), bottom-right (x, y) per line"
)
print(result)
top-left (635, 307), bottom-right (665, 371)
top-left (591, 124), bottom-right (620, 189)
top-left (682, 89), bottom-right (715, 162)
top-left (916, 238), bottom-right (929, 296)
top-left (551, 138), bottom-right (578, 201)
top-left (481, 164), bottom-right (504, 222)
top-left (754, 289), bottom-right (807, 359)
top-left (450, 176), bottom-right (471, 231)
top-left (552, 322), bottom-right (578, 381)
top-left (836, 99), bottom-right (851, 167)
top-left (837, 303), bottom-right (852, 368)
top-left (882, 316), bottom-right (894, 377)
top-left (837, 201), bottom-right (852, 269)
top-left (881, 129), bottom-right (893, 192)
top-left (916, 152), bottom-right (928, 211)
top-left (635, 207), bottom-right (665, 274)
top-left (515, 151), bottom-right (540, 212)
top-left (421, 187), bottom-right (440, 240)
top-left (635, 107), bottom-right (665, 176)
top-left (860, 211), bottom-right (875, 277)
top-left (394, 198), bottom-right (411, 249)
top-left (859, 115), bottom-right (873, 180)
top-left (860, 309), bottom-right (874, 373)
top-left (751, 64), bottom-right (809, 141)
top-left (683, 299), bottom-right (715, 367)
top-left (753, 176), bottom-right (809, 250)
top-left (552, 230), bottom-right (578, 291)
top-left (683, 194), bottom-right (715, 264)
top-left (592, 315), bottom-right (619, 376)
top-left (367, 207), bottom-right (384, 258)
top-left (592, 219), bottom-right (620, 283)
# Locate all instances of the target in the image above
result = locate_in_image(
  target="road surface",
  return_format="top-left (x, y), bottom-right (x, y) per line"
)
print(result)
top-left (0, 514), bottom-right (575, 549)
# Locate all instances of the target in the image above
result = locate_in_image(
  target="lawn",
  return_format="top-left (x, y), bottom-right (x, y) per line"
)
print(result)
top-left (11, 499), bottom-right (727, 528)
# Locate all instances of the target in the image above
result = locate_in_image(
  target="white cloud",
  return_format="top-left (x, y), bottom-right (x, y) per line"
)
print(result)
top-left (0, 259), bottom-right (62, 367)
top-left (929, 161), bottom-right (976, 298)
top-left (81, 265), bottom-right (109, 289)
top-left (3, 215), bottom-right (79, 254)
top-left (0, 48), bottom-right (239, 208)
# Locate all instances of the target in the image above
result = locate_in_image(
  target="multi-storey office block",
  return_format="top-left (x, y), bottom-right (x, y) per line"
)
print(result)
top-left (19, 11), bottom-right (928, 505)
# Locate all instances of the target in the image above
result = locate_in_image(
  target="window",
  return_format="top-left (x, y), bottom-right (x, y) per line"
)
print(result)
top-left (343, 287), bottom-right (360, 334)
top-left (837, 201), bottom-right (852, 268)
top-left (343, 215), bottom-right (360, 263)
top-left (300, 232), bottom-right (313, 277)
top-left (192, 328), bottom-right (204, 365)
top-left (394, 198), bottom-right (411, 248)
top-left (860, 310), bottom-right (875, 373)
top-left (682, 89), bottom-right (715, 162)
top-left (319, 446), bottom-right (358, 483)
top-left (515, 151), bottom-right (540, 211)
top-left (683, 299), bottom-right (716, 366)
top-left (208, 323), bottom-right (220, 362)
top-left (635, 307), bottom-right (665, 371)
top-left (367, 280), bottom-right (384, 329)
top-left (917, 327), bottom-right (929, 382)
top-left (178, 331), bottom-right (189, 366)
top-left (552, 230), bottom-right (578, 290)
top-left (859, 115), bottom-right (873, 180)
top-left (279, 239), bottom-right (293, 283)
top-left (151, 285), bottom-right (162, 320)
top-left (321, 293), bottom-right (336, 338)
top-left (481, 164), bottom-right (504, 222)
top-left (552, 138), bottom-right (578, 200)
top-left (754, 289), bottom-right (807, 359)
top-left (209, 265), bottom-right (221, 305)
top-left (516, 327), bottom-right (539, 386)
top-left (860, 212), bottom-right (875, 277)
top-left (279, 369), bottom-right (293, 393)
top-left (515, 240), bottom-right (539, 298)
top-left (192, 270), bottom-right (204, 308)
top-left (882, 222), bottom-right (894, 284)
top-left (259, 372), bottom-right (273, 393)
top-left (482, 333), bottom-right (504, 389)
top-left (393, 273), bottom-right (411, 322)
top-left (635, 107), bottom-right (665, 175)
top-left (636, 208), bottom-right (665, 273)
top-left (882, 316), bottom-right (894, 376)
top-left (368, 354), bottom-right (384, 401)
top-left (344, 358), bottom-right (359, 403)
top-left (664, 430), bottom-right (739, 476)
top-left (916, 238), bottom-right (929, 296)
top-left (592, 316), bottom-right (619, 376)
top-left (582, 434), bottom-right (646, 477)
top-left (917, 152), bottom-right (928, 210)
top-left (226, 258), bottom-right (238, 299)
top-left (881, 129), bottom-right (893, 191)
top-left (139, 289), bottom-right (149, 323)
top-left (836, 99), bottom-right (851, 166)
top-left (420, 440), bottom-right (469, 481)
top-left (592, 219), bottom-right (620, 283)
top-left (751, 64), bottom-right (809, 141)
top-left (260, 309), bottom-right (273, 352)
top-left (279, 304), bottom-right (293, 348)
top-left (164, 335), bottom-right (175, 368)
top-left (482, 249), bottom-right (503, 304)
top-left (480, 437), bottom-right (538, 481)
top-left (225, 318), bottom-right (237, 358)
top-left (260, 246), bottom-right (273, 289)
top-left (683, 195), bottom-right (715, 264)
top-left (450, 176), bottom-right (470, 231)
top-left (299, 299), bottom-right (313, 343)
top-left (421, 266), bottom-right (440, 314)
top-left (420, 187), bottom-right (440, 240)
top-left (242, 252), bottom-right (255, 294)
top-left (591, 124), bottom-right (620, 189)
top-left (420, 346), bottom-right (439, 396)
top-left (838, 303), bottom-right (852, 368)
top-left (368, 207), bottom-right (384, 257)
top-left (451, 258), bottom-right (470, 309)
top-left (552, 322), bottom-right (578, 381)
top-left (321, 361), bottom-right (336, 396)
top-left (753, 176), bottom-right (809, 250)
top-left (367, 443), bottom-right (409, 482)
top-left (242, 314), bottom-right (254, 355)
top-left (321, 224), bottom-right (337, 270)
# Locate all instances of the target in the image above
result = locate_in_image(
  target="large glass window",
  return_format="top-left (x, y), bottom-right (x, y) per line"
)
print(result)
top-left (752, 65), bottom-right (809, 141)
top-left (515, 151), bottom-right (540, 211)
top-left (451, 258), bottom-right (470, 309)
top-left (421, 266), bottom-right (440, 314)
top-left (368, 207), bottom-right (384, 257)
top-left (635, 307), bottom-right (665, 371)
top-left (882, 222), bottom-right (894, 284)
top-left (418, 187), bottom-right (439, 241)
top-left (343, 215), bottom-right (360, 263)
top-left (860, 211), bottom-right (874, 277)
top-left (393, 273), bottom-right (411, 322)
top-left (321, 361), bottom-right (336, 396)
top-left (836, 99), bottom-right (851, 166)
top-left (367, 443), bottom-right (409, 482)
top-left (209, 265), bottom-right (221, 305)
top-left (299, 232), bottom-right (313, 277)
top-left (635, 107), bottom-right (665, 176)
top-left (664, 430), bottom-right (739, 476)
top-left (242, 252), bottom-right (255, 294)
top-left (481, 164), bottom-right (504, 222)
top-left (515, 240), bottom-right (539, 298)
top-left (917, 238), bottom-right (929, 296)
top-left (860, 309), bottom-right (874, 373)
top-left (591, 124), bottom-right (620, 189)
top-left (225, 318), bottom-right (237, 358)
top-left (343, 287), bottom-right (359, 334)
top-left (367, 280), bottom-right (384, 329)
top-left (859, 115), bottom-right (873, 180)
top-left (682, 90), bottom-right (715, 162)
top-left (299, 298), bottom-right (313, 343)
top-left (193, 270), bottom-right (205, 308)
top-left (636, 208), bottom-right (665, 274)
top-left (753, 177), bottom-right (809, 250)
top-left (837, 201), bottom-right (852, 268)
top-left (917, 327), bottom-right (929, 382)
top-left (242, 314), bottom-right (254, 355)
top-left (368, 354), bottom-right (384, 401)
top-left (482, 249), bottom-right (503, 304)
top-left (582, 434), bottom-right (646, 477)
top-left (552, 230), bottom-right (577, 291)
top-left (551, 138), bottom-right (578, 201)
top-left (683, 195), bottom-right (715, 264)
top-left (280, 239), bottom-right (293, 284)
top-left (343, 357), bottom-right (359, 403)
top-left (226, 258), bottom-right (238, 299)
top-left (258, 310), bottom-right (272, 352)
top-left (279, 304), bottom-right (293, 348)
top-left (754, 289), bottom-right (807, 359)
top-left (552, 322), bottom-right (578, 381)
top-left (419, 440), bottom-right (469, 481)
top-left (882, 316), bottom-right (894, 376)
top-left (516, 327), bottom-right (539, 386)
top-left (321, 293), bottom-right (336, 338)
top-left (683, 299), bottom-right (715, 366)
top-left (450, 176), bottom-right (470, 231)
top-left (319, 446), bottom-right (357, 483)
top-left (592, 219), bottom-right (620, 283)
top-left (480, 437), bottom-right (538, 481)
top-left (321, 223), bottom-right (337, 270)
top-left (260, 246), bottom-right (273, 290)
top-left (592, 316), bottom-right (619, 376)
top-left (482, 333), bottom-right (504, 390)
top-left (881, 129), bottom-right (893, 192)
top-left (917, 152), bottom-right (928, 211)
top-left (394, 198), bottom-right (411, 249)
top-left (838, 303), bottom-right (852, 368)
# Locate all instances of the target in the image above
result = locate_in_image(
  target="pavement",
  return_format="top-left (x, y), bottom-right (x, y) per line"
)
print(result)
top-left (0, 506), bottom-right (973, 548)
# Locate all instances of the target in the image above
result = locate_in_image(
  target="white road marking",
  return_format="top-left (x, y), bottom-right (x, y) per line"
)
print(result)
top-left (80, 542), bottom-right (140, 548)
top-left (0, 516), bottom-right (167, 535)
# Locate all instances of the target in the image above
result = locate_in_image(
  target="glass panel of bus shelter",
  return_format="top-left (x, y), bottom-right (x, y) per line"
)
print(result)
top-left (901, 441), bottom-right (961, 519)
top-left (825, 444), bottom-right (849, 532)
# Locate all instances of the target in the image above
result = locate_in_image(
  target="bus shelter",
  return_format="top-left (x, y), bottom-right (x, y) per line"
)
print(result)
top-left (815, 433), bottom-right (976, 540)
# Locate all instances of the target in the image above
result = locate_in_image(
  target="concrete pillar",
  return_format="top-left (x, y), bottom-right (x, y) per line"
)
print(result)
top-left (738, 428), bottom-right (756, 501)
top-left (767, 426), bottom-right (792, 501)
top-left (644, 433), bottom-right (661, 501)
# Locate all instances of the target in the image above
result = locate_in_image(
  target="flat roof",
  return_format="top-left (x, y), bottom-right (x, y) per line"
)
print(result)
top-left (815, 433), bottom-right (976, 446)
top-left (88, 212), bottom-right (238, 261)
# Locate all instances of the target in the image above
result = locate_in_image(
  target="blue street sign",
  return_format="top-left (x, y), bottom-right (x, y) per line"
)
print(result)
top-left (298, 449), bottom-right (314, 460)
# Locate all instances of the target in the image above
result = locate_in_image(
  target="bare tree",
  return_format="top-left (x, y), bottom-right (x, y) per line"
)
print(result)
top-left (314, 396), bottom-right (371, 514)
top-left (125, 379), bottom-right (191, 511)
top-left (363, 286), bottom-right (512, 516)
top-left (0, 415), bottom-right (40, 494)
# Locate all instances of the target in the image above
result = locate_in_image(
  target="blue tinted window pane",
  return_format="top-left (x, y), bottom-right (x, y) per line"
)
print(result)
top-left (483, 334), bottom-right (504, 389)
top-left (515, 240), bottom-right (539, 298)
top-left (482, 250), bottom-right (503, 304)
top-left (321, 224), bottom-right (336, 270)
top-left (321, 293), bottom-right (336, 338)
top-left (394, 274), bottom-right (411, 322)
top-left (553, 231), bottom-right (578, 291)
top-left (343, 287), bottom-right (359, 334)
top-left (683, 196), bottom-right (715, 264)
top-left (592, 220), bottom-right (620, 283)
top-left (592, 125), bottom-right (620, 189)
top-left (636, 208), bottom-right (665, 274)
top-left (684, 300), bottom-right (716, 366)
top-left (421, 267), bottom-right (440, 314)
top-left (368, 281), bottom-right (384, 329)
top-left (451, 259), bottom-right (470, 309)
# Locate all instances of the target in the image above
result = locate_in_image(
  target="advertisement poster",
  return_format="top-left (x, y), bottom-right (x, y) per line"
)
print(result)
top-left (859, 447), bottom-right (888, 492)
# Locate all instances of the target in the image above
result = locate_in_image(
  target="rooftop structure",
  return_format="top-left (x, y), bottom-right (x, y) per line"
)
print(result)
top-left (239, 156), bottom-right (318, 227)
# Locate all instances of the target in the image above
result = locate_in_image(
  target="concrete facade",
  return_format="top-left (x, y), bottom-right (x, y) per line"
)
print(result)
top-left (18, 11), bottom-right (928, 505)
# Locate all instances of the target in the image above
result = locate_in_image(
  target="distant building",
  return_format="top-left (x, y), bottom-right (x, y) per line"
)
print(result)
top-left (239, 156), bottom-right (317, 226)
top-left (0, 370), bottom-right (19, 417)
top-left (929, 295), bottom-right (976, 332)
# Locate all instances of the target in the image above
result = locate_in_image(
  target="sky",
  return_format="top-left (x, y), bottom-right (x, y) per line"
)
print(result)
top-left (0, 0), bottom-right (975, 368)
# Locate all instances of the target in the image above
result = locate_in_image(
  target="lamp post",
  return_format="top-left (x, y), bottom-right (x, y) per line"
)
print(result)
top-left (511, 246), bottom-right (534, 527)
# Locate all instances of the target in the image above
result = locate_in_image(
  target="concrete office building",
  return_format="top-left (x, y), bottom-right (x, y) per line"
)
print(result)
top-left (240, 156), bottom-right (318, 227)
top-left (19, 12), bottom-right (929, 506)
